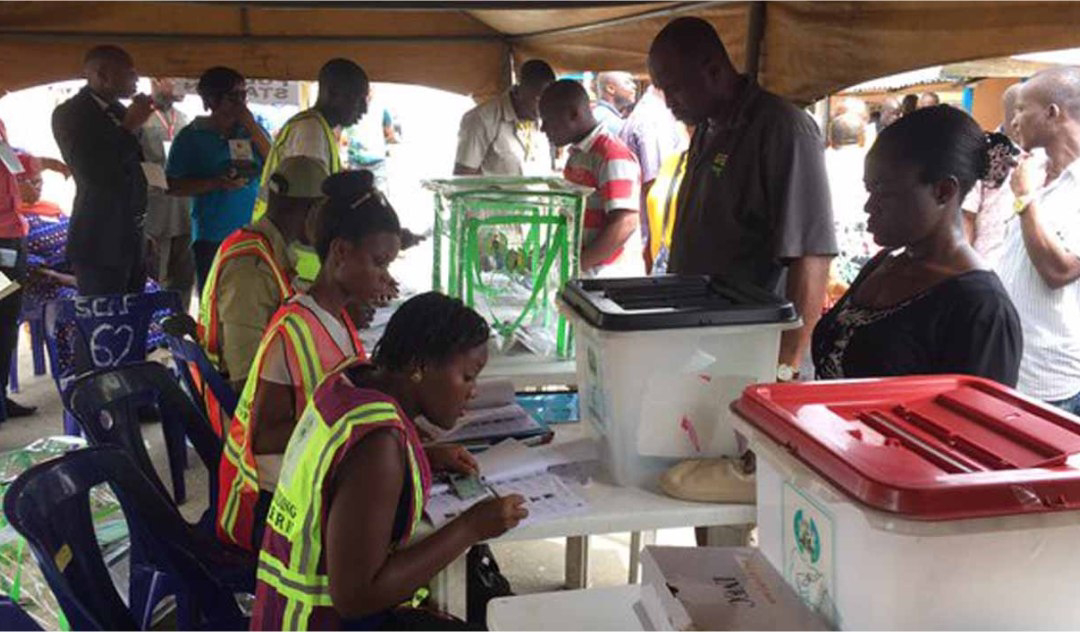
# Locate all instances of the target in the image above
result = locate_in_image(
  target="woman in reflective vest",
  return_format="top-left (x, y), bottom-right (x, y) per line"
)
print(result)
top-left (252, 293), bottom-right (528, 631)
top-left (218, 169), bottom-right (403, 552)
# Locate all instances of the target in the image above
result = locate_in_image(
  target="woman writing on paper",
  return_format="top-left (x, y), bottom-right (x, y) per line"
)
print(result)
top-left (252, 292), bottom-right (527, 630)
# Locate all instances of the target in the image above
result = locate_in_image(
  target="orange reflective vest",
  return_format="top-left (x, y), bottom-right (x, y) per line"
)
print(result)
top-left (197, 228), bottom-right (294, 436)
top-left (216, 297), bottom-right (366, 551)
top-left (251, 362), bottom-right (431, 631)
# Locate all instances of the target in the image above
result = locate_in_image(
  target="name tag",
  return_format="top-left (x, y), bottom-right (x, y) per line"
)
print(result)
top-left (228, 138), bottom-right (254, 162)
top-left (0, 248), bottom-right (18, 268)
top-left (0, 142), bottom-right (23, 176)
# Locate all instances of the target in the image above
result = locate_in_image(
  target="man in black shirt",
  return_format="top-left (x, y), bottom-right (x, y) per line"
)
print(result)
top-left (53, 45), bottom-right (155, 295)
top-left (648, 17), bottom-right (836, 381)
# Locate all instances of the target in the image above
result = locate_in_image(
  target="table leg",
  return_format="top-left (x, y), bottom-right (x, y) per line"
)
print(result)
top-left (564, 535), bottom-right (589, 589)
top-left (704, 524), bottom-right (755, 547)
top-left (430, 553), bottom-right (468, 619)
top-left (627, 530), bottom-right (656, 584)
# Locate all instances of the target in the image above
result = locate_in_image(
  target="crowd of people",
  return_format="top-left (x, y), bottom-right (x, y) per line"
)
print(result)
top-left (0, 13), bottom-right (1078, 629)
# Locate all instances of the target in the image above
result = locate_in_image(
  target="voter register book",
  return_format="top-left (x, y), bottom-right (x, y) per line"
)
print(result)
top-left (424, 438), bottom-right (598, 529)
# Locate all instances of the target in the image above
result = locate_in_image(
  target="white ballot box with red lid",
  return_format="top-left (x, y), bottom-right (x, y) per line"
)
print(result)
top-left (560, 275), bottom-right (799, 487)
top-left (731, 375), bottom-right (1080, 629)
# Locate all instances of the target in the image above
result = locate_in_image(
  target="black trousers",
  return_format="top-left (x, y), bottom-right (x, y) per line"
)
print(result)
top-left (192, 239), bottom-right (222, 296)
top-left (0, 237), bottom-right (27, 421)
top-left (73, 256), bottom-right (147, 296)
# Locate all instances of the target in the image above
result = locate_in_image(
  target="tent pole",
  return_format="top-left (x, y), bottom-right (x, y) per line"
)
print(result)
top-left (744, 1), bottom-right (765, 81)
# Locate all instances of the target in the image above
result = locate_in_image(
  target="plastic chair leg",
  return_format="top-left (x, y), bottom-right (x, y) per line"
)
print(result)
top-left (30, 319), bottom-right (46, 376)
top-left (8, 351), bottom-right (17, 394)
top-left (129, 562), bottom-right (177, 630)
top-left (62, 410), bottom-right (80, 436)
top-left (161, 411), bottom-right (188, 505)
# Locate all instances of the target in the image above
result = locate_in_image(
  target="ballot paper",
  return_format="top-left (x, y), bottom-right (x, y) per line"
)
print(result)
top-left (424, 438), bottom-right (598, 529)
top-left (417, 380), bottom-right (551, 446)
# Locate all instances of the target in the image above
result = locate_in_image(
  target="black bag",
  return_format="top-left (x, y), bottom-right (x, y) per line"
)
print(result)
top-left (465, 544), bottom-right (512, 626)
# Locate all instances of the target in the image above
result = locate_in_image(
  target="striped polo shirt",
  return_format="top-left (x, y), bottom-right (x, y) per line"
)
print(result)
top-left (997, 157), bottom-right (1080, 402)
top-left (564, 123), bottom-right (645, 278)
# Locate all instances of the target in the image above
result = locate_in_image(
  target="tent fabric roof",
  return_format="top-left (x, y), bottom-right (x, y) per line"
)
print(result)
top-left (2, 1), bottom-right (1080, 103)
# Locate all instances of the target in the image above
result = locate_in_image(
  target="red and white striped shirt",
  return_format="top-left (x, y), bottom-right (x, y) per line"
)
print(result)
top-left (564, 123), bottom-right (644, 278)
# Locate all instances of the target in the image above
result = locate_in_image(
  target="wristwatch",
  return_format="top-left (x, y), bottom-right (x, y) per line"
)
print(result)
top-left (777, 363), bottom-right (800, 382)
top-left (1014, 195), bottom-right (1031, 215)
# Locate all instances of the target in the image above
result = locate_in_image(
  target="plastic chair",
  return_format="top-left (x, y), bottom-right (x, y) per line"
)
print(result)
top-left (65, 361), bottom-right (222, 516)
top-left (161, 314), bottom-right (239, 438)
top-left (0, 597), bottom-right (43, 631)
top-left (42, 291), bottom-right (182, 435)
top-left (3, 447), bottom-right (248, 630)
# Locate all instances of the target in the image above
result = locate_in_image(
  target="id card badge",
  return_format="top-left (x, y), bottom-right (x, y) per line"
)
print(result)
top-left (0, 142), bottom-right (24, 176)
top-left (228, 139), bottom-right (254, 163)
top-left (0, 248), bottom-right (18, 268)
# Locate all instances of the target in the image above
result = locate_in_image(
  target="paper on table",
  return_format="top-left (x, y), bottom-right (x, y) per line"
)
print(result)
top-left (439, 406), bottom-right (544, 443)
top-left (467, 379), bottom-right (517, 411)
top-left (425, 471), bottom-right (588, 529)
top-left (476, 437), bottom-right (600, 483)
top-left (140, 162), bottom-right (168, 189)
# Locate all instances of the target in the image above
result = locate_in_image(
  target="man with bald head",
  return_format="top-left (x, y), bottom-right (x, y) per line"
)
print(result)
top-left (878, 96), bottom-right (902, 131)
top-left (999, 67), bottom-right (1080, 413)
top-left (647, 17), bottom-right (835, 382)
top-left (593, 71), bottom-right (637, 135)
top-left (961, 83), bottom-right (1025, 266)
top-left (53, 45), bottom-right (156, 294)
top-left (540, 79), bottom-right (644, 277)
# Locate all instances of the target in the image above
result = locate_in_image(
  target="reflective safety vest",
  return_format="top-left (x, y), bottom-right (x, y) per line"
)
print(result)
top-left (216, 297), bottom-right (366, 551)
top-left (251, 364), bottom-right (432, 631)
top-left (645, 150), bottom-right (688, 275)
top-left (252, 109), bottom-right (341, 283)
top-left (197, 228), bottom-right (294, 436)
top-left (198, 228), bottom-right (294, 370)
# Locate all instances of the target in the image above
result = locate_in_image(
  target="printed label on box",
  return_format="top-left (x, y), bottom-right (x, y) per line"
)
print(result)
top-left (583, 342), bottom-right (610, 435)
top-left (782, 482), bottom-right (838, 626)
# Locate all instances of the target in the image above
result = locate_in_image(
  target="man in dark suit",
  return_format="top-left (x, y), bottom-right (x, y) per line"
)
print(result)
top-left (52, 45), bottom-right (155, 295)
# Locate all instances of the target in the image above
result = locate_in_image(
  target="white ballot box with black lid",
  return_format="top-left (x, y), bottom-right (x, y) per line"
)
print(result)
top-left (641, 546), bottom-right (830, 631)
top-left (560, 276), bottom-right (799, 487)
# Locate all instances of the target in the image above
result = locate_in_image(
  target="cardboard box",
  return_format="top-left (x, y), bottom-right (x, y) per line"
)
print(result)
top-left (642, 546), bottom-right (831, 631)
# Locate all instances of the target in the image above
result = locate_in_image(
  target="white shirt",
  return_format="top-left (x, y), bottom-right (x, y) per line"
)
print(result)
top-left (455, 91), bottom-right (553, 176)
top-left (996, 157), bottom-right (1080, 401)
top-left (279, 114), bottom-right (337, 172)
top-left (260, 294), bottom-right (354, 385)
top-left (255, 294), bottom-right (354, 491)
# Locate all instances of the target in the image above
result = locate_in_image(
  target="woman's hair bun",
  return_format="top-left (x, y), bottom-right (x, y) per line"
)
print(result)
top-left (981, 131), bottom-right (1019, 187)
top-left (321, 169), bottom-right (376, 200)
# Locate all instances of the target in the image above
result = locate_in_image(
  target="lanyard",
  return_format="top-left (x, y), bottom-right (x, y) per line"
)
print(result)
top-left (154, 109), bottom-right (176, 140)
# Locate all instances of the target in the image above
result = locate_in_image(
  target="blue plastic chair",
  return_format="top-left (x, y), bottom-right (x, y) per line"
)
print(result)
top-left (43, 291), bottom-right (182, 436)
top-left (3, 447), bottom-right (249, 630)
top-left (66, 362), bottom-right (224, 520)
top-left (161, 314), bottom-right (239, 437)
top-left (0, 597), bottom-right (42, 631)
top-left (65, 363), bottom-right (255, 590)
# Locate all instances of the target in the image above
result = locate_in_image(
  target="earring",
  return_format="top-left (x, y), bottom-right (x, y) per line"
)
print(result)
top-left (410, 369), bottom-right (423, 384)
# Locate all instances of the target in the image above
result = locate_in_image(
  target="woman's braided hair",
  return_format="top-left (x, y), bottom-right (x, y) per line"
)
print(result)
top-left (372, 292), bottom-right (490, 371)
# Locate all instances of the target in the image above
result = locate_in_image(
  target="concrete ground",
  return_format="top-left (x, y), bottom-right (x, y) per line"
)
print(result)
top-left (0, 332), bottom-right (696, 606)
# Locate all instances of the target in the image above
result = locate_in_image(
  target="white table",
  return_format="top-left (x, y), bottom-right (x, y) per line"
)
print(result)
top-left (487, 585), bottom-right (657, 631)
top-left (481, 356), bottom-right (577, 389)
top-left (427, 423), bottom-right (756, 617)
